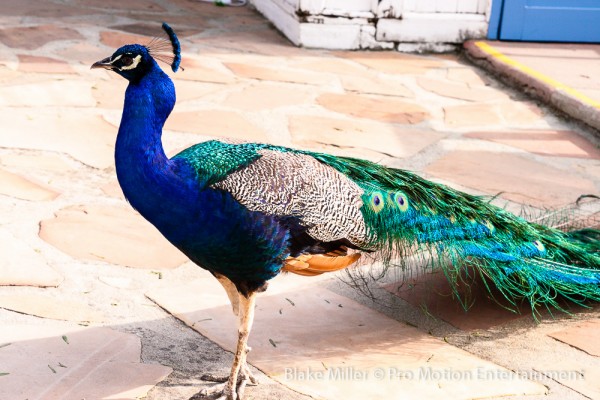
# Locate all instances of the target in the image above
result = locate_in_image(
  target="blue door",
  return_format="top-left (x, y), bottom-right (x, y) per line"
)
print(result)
top-left (492, 0), bottom-right (600, 42)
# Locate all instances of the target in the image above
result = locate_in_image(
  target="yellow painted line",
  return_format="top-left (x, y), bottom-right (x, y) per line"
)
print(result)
top-left (474, 41), bottom-right (600, 109)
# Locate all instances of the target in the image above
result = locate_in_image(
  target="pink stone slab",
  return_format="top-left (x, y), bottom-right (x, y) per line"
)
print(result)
top-left (290, 57), bottom-right (369, 76)
top-left (0, 25), bottom-right (83, 50)
top-left (146, 275), bottom-right (545, 400)
top-left (444, 102), bottom-right (543, 128)
top-left (165, 110), bottom-right (269, 142)
top-left (0, 229), bottom-right (62, 287)
top-left (0, 169), bottom-right (60, 201)
top-left (101, 179), bottom-right (125, 199)
top-left (39, 204), bottom-right (187, 269)
top-left (317, 93), bottom-right (429, 125)
top-left (0, 109), bottom-right (115, 169)
top-left (549, 319), bottom-right (600, 357)
top-left (0, 153), bottom-right (73, 173)
top-left (0, 323), bottom-right (172, 400)
top-left (76, 0), bottom-right (166, 12)
top-left (446, 67), bottom-right (488, 86)
top-left (417, 76), bottom-right (508, 102)
top-left (425, 150), bottom-right (597, 208)
top-left (0, 294), bottom-right (104, 322)
top-left (178, 57), bottom-right (237, 84)
top-left (384, 271), bottom-right (529, 331)
top-left (338, 72), bottom-right (415, 98)
top-left (465, 130), bottom-right (600, 159)
top-left (91, 78), bottom-right (127, 109)
top-left (336, 51), bottom-right (445, 75)
top-left (444, 103), bottom-right (501, 127)
top-left (289, 115), bottom-right (444, 159)
top-left (224, 83), bottom-right (314, 112)
top-left (99, 30), bottom-right (150, 49)
top-left (224, 62), bottom-right (334, 86)
top-left (533, 359), bottom-right (600, 399)
top-left (0, 80), bottom-right (96, 107)
top-left (17, 54), bottom-right (76, 74)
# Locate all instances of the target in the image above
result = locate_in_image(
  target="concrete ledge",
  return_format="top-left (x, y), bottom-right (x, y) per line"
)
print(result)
top-left (464, 40), bottom-right (600, 133)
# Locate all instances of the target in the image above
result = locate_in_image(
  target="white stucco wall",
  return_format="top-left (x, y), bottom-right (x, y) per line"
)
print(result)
top-left (249, 0), bottom-right (491, 50)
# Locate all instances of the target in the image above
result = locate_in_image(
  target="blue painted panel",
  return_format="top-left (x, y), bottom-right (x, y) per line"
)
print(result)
top-left (500, 0), bottom-right (600, 42)
top-left (487, 0), bottom-right (505, 39)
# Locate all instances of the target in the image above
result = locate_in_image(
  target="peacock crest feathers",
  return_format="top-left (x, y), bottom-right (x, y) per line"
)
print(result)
top-left (144, 22), bottom-right (182, 73)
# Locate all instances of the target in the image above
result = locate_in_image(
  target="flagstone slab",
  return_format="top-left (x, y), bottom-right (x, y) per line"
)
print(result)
top-left (17, 55), bottom-right (76, 74)
top-left (0, 80), bottom-right (96, 107)
top-left (110, 23), bottom-right (200, 38)
top-left (0, 169), bottom-right (60, 201)
top-left (0, 294), bottom-right (104, 322)
top-left (533, 359), bottom-right (600, 400)
top-left (290, 57), bottom-right (369, 76)
top-left (91, 78), bottom-right (127, 108)
top-left (336, 51), bottom-right (445, 74)
top-left (0, 323), bottom-right (172, 400)
top-left (444, 103), bottom-right (501, 127)
top-left (225, 62), bottom-right (334, 86)
top-left (0, 1), bottom-right (92, 18)
top-left (384, 271), bottom-right (530, 331)
top-left (417, 76), bottom-right (508, 102)
top-left (0, 109), bottom-right (115, 169)
top-left (0, 229), bottom-right (62, 288)
top-left (317, 93), bottom-right (429, 124)
top-left (497, 101), bottom-right (545, 124)
top-left (178, 57), bottom-right (237, 84)
top-left (446, 67), bottom-right (488, 86)
top-left (100, 31), bottom-right (150, 49)
top-left (101, 179), bottom-right (124, 199)
top-left (39, 204), bottom-right (187, 269)
top-left (465, 130), bottom-right (600, 159)
top-left (0, 25), bottom-right (83, 50)
top-left (0, 153), bottom-right (74, 173)
top-left (289, 115), bottom-right (444, 159)
top-left (341, 74), bottom-right (414, 98)
top-left (56, 42), bottom-right (108, 66)
top-left (549, 319), bottom-right (600, 357)
top-left (444, 102), bottom-right (543, 128)
top-left (165, 110), bottom-right (269, 142)
top-left (224, 83), bottom-right (314, 111)
top-left (75, 0), bottom-right (166, 12)
top-left (146, 274), bottom-right (545, 400)
top-left (425, 151), bottom-right (597, 208)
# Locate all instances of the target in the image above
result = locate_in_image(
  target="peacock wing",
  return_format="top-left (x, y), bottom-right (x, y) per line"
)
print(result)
top-left (211, 149), bottom-right (370, 248)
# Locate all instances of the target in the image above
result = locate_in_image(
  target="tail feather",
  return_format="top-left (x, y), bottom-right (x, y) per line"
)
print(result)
top-left (308, 151), bottom-right (600, 312)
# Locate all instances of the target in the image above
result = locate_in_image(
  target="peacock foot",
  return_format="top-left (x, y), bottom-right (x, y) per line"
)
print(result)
top-left (191, 365), bottom-right (259, 400)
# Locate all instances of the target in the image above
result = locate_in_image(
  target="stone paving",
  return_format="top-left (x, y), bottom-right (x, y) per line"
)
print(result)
top-left (1, 1), bottom-right (600, 399)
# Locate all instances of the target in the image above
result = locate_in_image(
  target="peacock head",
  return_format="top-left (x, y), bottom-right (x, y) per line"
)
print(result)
top-left (91, 22), bottom-right (181, 83)
top-left (91, 44), bottom-right (154, 82)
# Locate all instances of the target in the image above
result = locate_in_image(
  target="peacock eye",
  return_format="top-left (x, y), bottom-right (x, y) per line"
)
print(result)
top-left (368, 191), bottom-right (385, 213)
top-left (393, 191), bottom-right (409, 212)
top-left (121, 56), bottom-right (134, 66)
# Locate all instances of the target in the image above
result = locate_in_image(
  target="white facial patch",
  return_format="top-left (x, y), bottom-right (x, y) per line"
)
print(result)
top-left (119, 54), bottom-right (142, 71)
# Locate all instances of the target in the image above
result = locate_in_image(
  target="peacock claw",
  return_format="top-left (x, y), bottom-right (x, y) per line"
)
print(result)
top-left (192, 366), bottom-right (259, 400)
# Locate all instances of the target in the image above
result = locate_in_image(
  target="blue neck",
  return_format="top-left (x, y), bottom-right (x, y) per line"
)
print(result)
top-left (115, 61), bottom-right (194, 233)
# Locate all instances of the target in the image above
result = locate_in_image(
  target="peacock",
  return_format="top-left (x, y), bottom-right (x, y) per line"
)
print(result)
top-left (92, 23), bottom-right (600, 400)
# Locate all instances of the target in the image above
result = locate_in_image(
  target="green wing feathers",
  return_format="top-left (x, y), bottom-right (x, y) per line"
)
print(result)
top-left (311, 152), bottom-right (600, 311)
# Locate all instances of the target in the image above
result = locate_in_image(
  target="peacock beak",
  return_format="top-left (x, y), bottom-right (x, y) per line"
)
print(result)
top-left (91, 56), bottom-right (115, 70)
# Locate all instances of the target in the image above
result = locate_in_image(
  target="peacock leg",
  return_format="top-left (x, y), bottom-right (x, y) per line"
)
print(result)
top-left (195, 290), bottom-right (258, 400)
top-left (215, 273), bottom-right (240, 316)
